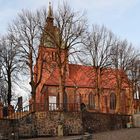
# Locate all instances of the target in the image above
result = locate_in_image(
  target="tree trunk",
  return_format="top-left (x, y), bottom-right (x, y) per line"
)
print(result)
top-left (95, 67), bottom-right (101, 111)
top-left (7, 71), bottom-right (12, 105)
top-left (58, 66), bottom-right (66, 110)
top-left (115, 72), bottom-right (121, 113)
top-left (58, 52), bottom-right (67, 110)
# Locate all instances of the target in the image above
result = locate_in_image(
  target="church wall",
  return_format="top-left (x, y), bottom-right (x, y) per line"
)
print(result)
top-left (36, 85), bottom-right (132, 115)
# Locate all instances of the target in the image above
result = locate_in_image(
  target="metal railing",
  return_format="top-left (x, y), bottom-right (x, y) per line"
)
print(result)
top-left (2, 103), bottom-right (80, 120)
top-left (32, 103), bottom-right (81, 112)
top-left (5, 104), bottom-right (32, 119)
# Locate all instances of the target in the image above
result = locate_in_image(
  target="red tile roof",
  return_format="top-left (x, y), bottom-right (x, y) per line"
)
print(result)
top-left (44, 64), bottom-right (129, 89)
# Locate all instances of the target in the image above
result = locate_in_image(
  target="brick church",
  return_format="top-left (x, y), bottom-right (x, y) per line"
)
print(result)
top-left (33, 4), bottom-right (134, 115)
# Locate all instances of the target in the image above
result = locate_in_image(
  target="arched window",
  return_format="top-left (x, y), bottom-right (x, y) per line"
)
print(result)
top-left (88, 93), bottom-right (95, 109)
top-left (104, 96), bottom-right (108, 113)
top-left (110, 93), bottom-right (116, 110)
top-left (120, 91), bottom-right (126, 113)
top-left (75, 93), bottom-right (81, 103)
top-left (52, 52), bottom-right (56, 61)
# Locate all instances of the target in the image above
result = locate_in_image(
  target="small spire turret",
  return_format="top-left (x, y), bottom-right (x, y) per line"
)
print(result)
top-left (45, 1), bottom-right (54, 27)
top-left (48, 2), bottom-right (53, 18)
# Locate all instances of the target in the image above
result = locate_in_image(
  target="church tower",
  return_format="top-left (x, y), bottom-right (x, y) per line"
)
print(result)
top-left (40, 2), bottom-right (58, 48)
top-left (38, 2), bottom-right (59, 71)
top-left (37, 2), bottom-right (68, 72)
top-left (34, 2), bottom-right (69, 103)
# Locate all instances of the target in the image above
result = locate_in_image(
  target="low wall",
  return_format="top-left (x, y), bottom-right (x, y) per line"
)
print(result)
top-left (0, 111), bottom-right (132, 139)
top-left (82, 112), bottom-right (131, 133)
top-left (133, 113), bottom-right (140, 127)
top-left (0, 119), bottom-right (19, 139)
top-left (18, 111), bottom-right (83, 138)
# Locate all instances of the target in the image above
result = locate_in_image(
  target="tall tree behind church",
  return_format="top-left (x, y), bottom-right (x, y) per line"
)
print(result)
top-left (40, 3), bottom-right (87, 108)
top-left (79, 25), bottom-right (115, 110)
top-left (0, 35), bottom-right (21, 105)
top-left (8, 2), bottom-right (87, 110)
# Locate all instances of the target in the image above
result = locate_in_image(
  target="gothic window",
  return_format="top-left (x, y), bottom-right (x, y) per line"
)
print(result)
top-left (120, 91), bottom-right (126, 113)
top-left (79, 94), bottom-right (82, 103)
top-left (88, 93), bottom-right (95, 109)
top-left (110, 92), bottom-right (116, 110)
top-left (104, 96), bottom-right (108, 112)
top-left (104, 96), bottom-right (108, 107)
top-left (75, 93), bottom-right (81, 104)
top-left (52, 52), bottom-right (56, 61)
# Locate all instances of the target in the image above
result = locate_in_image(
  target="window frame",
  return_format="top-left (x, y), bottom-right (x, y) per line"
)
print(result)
top-left (88, 93), bottom-right (95, 109)
top-left (110, 92), bottom-right (116, 110)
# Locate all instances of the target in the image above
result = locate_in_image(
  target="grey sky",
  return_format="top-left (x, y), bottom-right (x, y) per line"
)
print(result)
top-left (0, 0), bottom-right (140, 50)
top-left (0, 0), bottom-right (140, 104)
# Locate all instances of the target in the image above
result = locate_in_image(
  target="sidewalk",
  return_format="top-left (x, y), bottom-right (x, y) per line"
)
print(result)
top-left (21, 128), bottom-right (140, 140)
top-left (94, 128), bottom-right (140, 140)
top-left (21, 135), bottom-right (83, 140)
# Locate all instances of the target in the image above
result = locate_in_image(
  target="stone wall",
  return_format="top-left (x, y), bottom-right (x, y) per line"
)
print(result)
top-left (82, 112), bottom-right (131, 133)
top-left (18, 111), bottom-right (82, 138)
top-left (0, 119), bottom-right (19, 139)
top-left (0, 119), bottom-right (10, 139)
top-left (133, 113), bottom-right (140, 127)
top-left (0, 111), bottom-right (132, 139)
top-left (18, 113), bottom-right (34, 138)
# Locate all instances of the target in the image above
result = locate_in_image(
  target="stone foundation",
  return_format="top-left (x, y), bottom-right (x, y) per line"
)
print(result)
top-left (0, 119), bottom-right (19, 139)
top-left (0, 111), bottom-right (132, 139)
top-left (82, 112), bottom-right (131, 133)
top-left (18, 111), bottom-right (83, 138)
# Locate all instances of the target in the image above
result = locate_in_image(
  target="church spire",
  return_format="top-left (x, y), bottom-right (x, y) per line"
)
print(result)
top-left (40, 2), bottom-right (55, 46)
top-left (46, 2), bottom-right (54, 27)
top-left (48, 2), bottom-right (53, 18)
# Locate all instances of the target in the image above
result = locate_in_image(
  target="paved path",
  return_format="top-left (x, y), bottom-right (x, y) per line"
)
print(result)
top-left (21, 128), bottom-right (140, 140)
top-left (94, 128), bottom-right (140, 140)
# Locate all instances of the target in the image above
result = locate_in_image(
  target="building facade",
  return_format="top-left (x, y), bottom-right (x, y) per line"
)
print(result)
top-left (33, 5), bottom-right (134, 115)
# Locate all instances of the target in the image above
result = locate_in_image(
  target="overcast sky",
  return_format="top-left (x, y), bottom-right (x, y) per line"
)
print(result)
top-left (1, 0), bottom-right (140, 104)
top-left (0, 0), bottom-right (140, 50)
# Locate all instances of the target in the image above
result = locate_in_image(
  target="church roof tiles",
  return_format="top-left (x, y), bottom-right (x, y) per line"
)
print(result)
top-left (44, 64), bottom-right (129, 89)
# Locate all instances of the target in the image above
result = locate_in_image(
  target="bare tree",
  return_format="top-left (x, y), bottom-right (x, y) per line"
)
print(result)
top-left (0, 82), bottom-right (7, 105)
top-left (0, 46), bottom-right (7, 104)
top-left (0, 35), bottom-right (21, 105)
top-left (128, 56), bottom-right (140, 99)
top-left (39, 3), bottom-right (87, 109)
top-left (110, 39), bottom-right (137, 113)
top-left (79, 25), bottom-right (115, 110)
top-left (80, 25), bottom-right (114, 67)
top-left (8, 9), bottom-right (47, 110)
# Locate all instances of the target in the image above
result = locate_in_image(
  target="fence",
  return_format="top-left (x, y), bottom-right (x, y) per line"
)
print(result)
top-left (1, 103), bottom-right (80, 120)
top-left (31, 103), bottom-right (80, 112)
